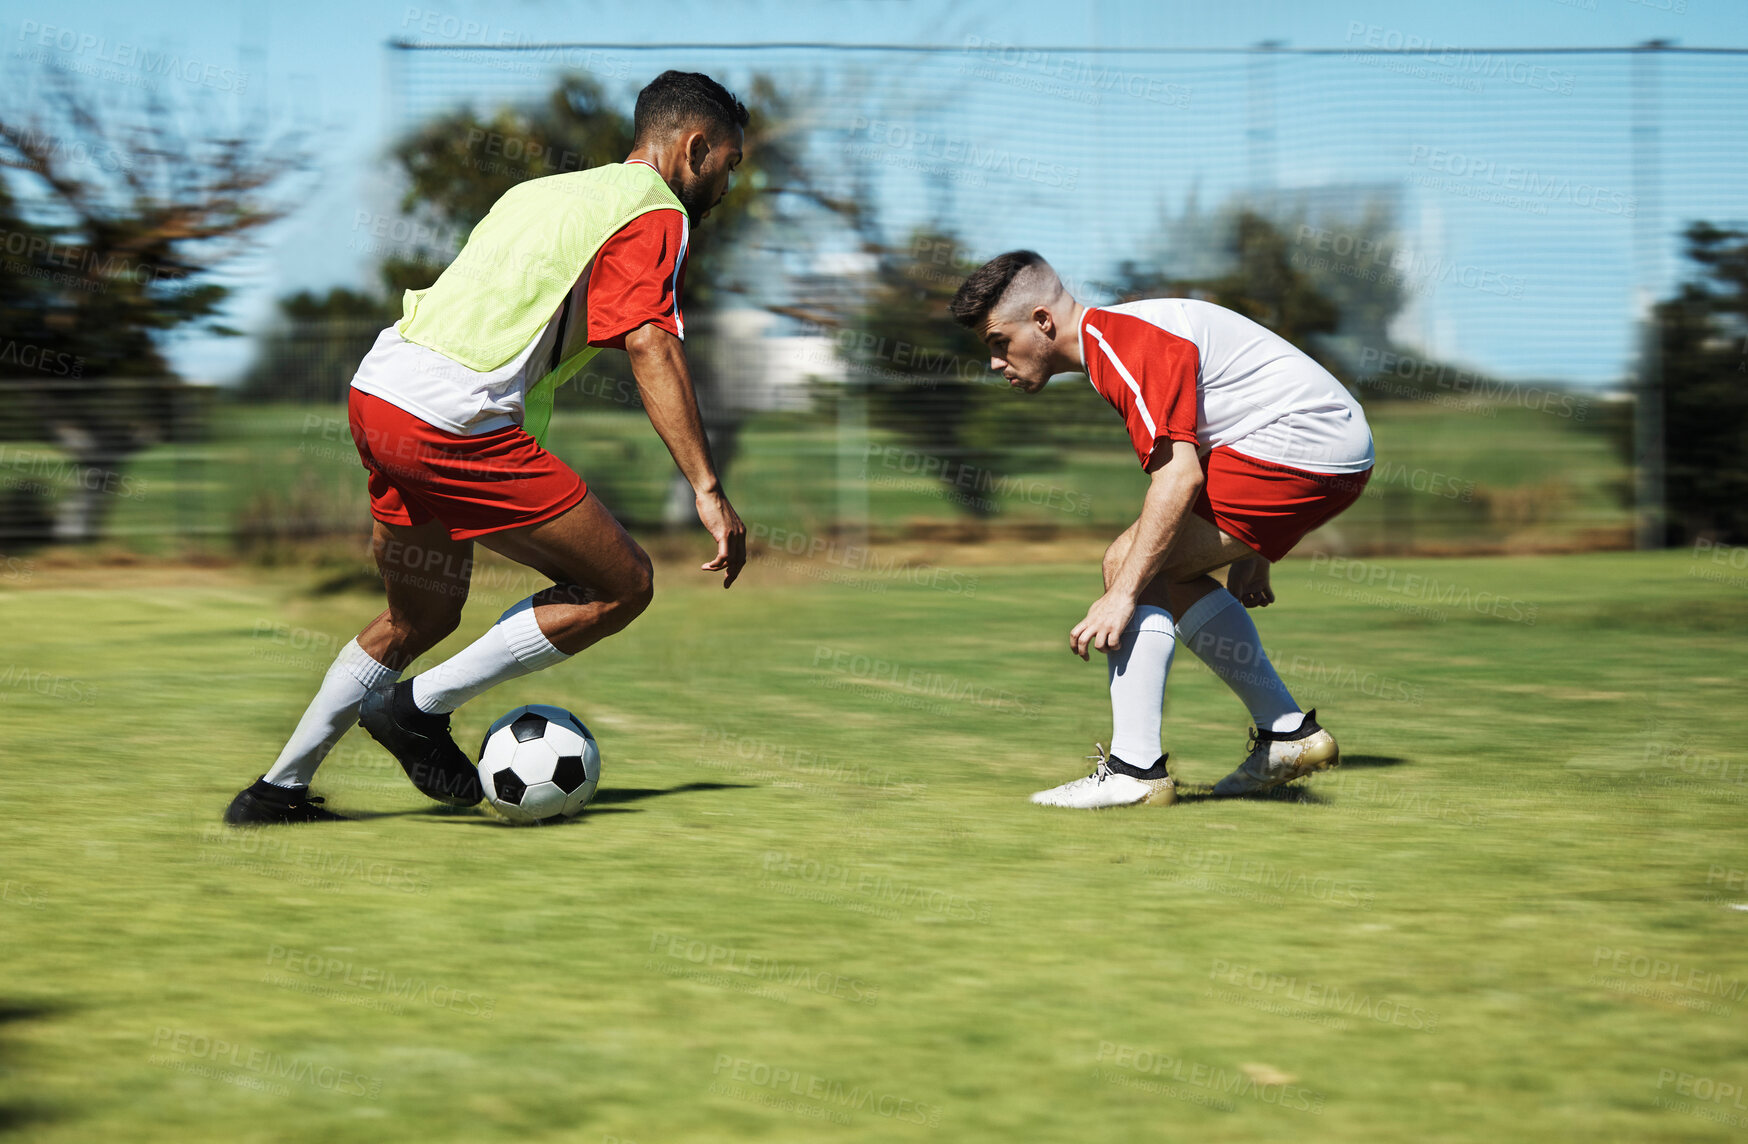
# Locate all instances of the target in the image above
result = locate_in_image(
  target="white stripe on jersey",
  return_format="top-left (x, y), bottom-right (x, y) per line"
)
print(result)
top-left (1084, 323), bottom-right (1157, 438)
top-left (671, 213), bottom-right (689, 339)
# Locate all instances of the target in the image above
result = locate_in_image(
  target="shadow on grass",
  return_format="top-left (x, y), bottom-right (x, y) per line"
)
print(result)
top-left (1174, 782), bottom-right (1332, 806)
top-left (354, 782), bottom-right (761, 828)
top-left (1342, 755), bottom-right (1408, 768)
top-left (449, 806), bottom-right (643, 829)
top-left (591, 782), bottom-right (756, 805)
top-left (0, 1002), bottom-right (63, 1134)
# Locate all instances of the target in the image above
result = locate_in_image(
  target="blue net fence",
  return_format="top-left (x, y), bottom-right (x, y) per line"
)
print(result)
top-left (6, 39), bottom-right (1746, 555)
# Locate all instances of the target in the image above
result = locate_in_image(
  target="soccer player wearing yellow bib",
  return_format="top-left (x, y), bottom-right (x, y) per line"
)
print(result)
top-left (227, 72), bottom-right (749, 824)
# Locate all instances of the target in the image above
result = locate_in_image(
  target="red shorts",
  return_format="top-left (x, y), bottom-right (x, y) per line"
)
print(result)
top-left (1190, 446), bottom-right (1371, 562)
top-left (348, 390), bottom-right (588, 541)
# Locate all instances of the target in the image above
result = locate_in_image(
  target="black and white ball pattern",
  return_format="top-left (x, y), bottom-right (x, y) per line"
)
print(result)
top-left (477, 705), bottom-right (600, 824)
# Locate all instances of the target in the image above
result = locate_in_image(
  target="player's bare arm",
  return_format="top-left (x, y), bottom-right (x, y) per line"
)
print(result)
top-left (624, 322), bottom-right (747, 587)
top-left (1069, 440), bottom-right (1202, 660)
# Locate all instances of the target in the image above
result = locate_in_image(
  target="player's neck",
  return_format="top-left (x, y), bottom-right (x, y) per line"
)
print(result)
top-left (1055, 298), bottom-right (1088, 372)
top-left (624, 147), bottom-right (684, 199)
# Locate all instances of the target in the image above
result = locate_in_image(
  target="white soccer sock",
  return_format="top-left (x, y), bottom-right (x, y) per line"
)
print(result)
top-left (410, 597), bottom-right (572, 715)
top-left (1176, 588), bottom-right (1304, 733)
top-left (263, 639), bottom-right (400, 788)
top-left (1106, 604), bottom-right (1175, 766)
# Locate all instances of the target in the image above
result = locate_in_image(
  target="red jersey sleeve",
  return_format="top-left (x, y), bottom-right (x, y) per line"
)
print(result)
top-left (1081, 309), bottom-right (1199, 468)
top-left (584, 208), bottom-right (689, 350)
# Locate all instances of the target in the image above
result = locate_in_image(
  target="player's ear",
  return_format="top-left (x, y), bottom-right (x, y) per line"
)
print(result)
top-left (684, 129), bottom-right (711, 172)
top-left (1033, 305), bottom-right (1056, 341)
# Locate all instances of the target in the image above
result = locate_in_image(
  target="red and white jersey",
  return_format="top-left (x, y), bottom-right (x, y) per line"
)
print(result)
top-left (1079, 298), bottom-right (1374, 474)
top-left (352, 203), bottom-right (688, 435)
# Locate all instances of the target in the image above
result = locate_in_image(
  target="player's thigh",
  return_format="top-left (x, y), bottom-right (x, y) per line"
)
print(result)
top-left (1161, 513), bottom-right (1259, 583)
top-left (371, 517), bottom-right (473, 626)
top-left (475, 490), bottom-right (651, 602)
top-left (1110, 513), bottom-right (1258, 594)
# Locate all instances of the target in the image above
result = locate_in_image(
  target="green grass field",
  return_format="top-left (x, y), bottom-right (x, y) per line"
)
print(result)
top-left (2, 546), bottom-right (1744, 1142)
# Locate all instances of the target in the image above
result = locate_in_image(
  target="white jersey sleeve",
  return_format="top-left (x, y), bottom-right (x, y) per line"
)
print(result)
top-left (1101, 298), bottom-right (1374, 474)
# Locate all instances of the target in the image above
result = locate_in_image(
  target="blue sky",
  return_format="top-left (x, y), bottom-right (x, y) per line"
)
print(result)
top-left (4, 0), bottom-right (1744, 386)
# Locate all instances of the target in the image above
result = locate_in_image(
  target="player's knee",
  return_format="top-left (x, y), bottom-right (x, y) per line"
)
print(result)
top-left (620, 556), bottom-right (654, 618)
top-left (391, 600), bottom-right (463, 644)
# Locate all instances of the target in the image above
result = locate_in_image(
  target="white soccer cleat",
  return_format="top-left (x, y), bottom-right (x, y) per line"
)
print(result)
top-left (1029, 744), bottom-right (1177, 809)
top-left (1210, 710), bottom-right (1340, 797)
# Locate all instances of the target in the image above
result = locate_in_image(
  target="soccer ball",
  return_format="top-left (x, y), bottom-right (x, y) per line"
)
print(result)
top-left (477, 704), bottom-right (601, 825)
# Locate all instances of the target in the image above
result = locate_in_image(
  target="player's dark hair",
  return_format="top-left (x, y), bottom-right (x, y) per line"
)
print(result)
top-left (632, 71), bottom-right (749, 145)
top-left (950, 250), bottom-right (1047, 329)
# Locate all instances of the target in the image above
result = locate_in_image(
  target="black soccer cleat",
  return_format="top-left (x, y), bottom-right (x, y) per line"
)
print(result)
top-left (225, 777), bottom-right (348, 825)
top-left (357, 680), bottom-right (483, 807)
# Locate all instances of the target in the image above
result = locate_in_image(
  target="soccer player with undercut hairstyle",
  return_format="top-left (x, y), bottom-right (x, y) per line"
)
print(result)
top-left (226, 71), bottom-right (750, 824)
top-left (950, 252), bottom-right (1375, 808)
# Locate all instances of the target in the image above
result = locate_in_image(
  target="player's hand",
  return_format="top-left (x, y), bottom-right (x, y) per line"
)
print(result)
top-left (1069, 591), bottom-right (1137, 661)
top-left (1226, 557), bottom-right (1275, 609)
top-left (695, 489), bottom-right (746, 588)
top-left (1239, 562), bottom-right (1275, 608)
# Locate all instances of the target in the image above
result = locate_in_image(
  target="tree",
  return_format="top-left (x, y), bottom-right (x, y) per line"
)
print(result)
top-left (0, 72), bottom-right (299, 540)
top-left (1114, 203), bottom-right (1410, 383)
top-left (237, 288), bottom-right (398, 404)
top-left (1629, 222), bottom-right (1748, 544)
